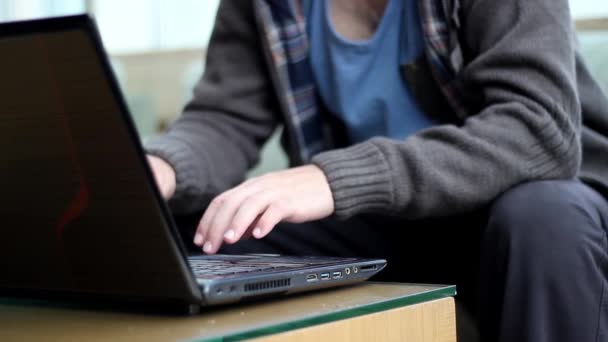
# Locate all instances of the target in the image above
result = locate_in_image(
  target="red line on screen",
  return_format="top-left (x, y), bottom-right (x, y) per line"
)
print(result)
top-left (36, 36), bottom-right (90, 246)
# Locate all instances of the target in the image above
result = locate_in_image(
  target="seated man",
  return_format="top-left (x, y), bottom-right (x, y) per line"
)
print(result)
top-left (145, 1), bottom-right (608, 341)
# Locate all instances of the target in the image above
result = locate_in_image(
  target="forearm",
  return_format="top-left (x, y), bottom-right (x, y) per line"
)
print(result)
top-left (145, 0), bottom-right (280, 213)
top-left (313, 0), bottom-right (581, 220)
top-left (313, 115), bottom-right (579, 220)
top-left (145, 112), bottom-right (270, 213)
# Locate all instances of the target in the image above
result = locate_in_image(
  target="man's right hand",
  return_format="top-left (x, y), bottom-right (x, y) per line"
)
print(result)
top-left (146, 155), bottom-right (177, 200)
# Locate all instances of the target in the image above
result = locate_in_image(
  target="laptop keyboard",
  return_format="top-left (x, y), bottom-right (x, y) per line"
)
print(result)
top-left (188, 255), bottom-right (351, 279)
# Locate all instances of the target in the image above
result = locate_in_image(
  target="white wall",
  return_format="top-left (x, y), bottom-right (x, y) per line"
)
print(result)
top-left (1, 1), bottom-right (606, 53)
top-left (570, 0), bottom-right (608, 19)
top-left (93, 0), bottom-right (220, 54)
top-left (0, 0), bottom-right (220, 54)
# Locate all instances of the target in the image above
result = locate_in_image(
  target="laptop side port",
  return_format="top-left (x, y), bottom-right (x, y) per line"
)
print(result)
top-left (306, 274), bottom-right (318, 282)
top-left (359, 265), bottom-right (377, 272)
top-left (332, 271), bottom-right (342, 279)
top-left (320, 273), bottom-right (330, 280)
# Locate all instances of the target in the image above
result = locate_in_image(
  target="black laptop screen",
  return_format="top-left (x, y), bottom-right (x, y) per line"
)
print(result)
top-left (0, 24), bottom-right (194, 300)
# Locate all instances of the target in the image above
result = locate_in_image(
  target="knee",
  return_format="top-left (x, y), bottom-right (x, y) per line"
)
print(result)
top-left (485, 180), bottom-right (601, 258)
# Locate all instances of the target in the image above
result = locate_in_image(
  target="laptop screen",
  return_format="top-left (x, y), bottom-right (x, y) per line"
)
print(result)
top-left (0, 21), bottom-right (196, 300)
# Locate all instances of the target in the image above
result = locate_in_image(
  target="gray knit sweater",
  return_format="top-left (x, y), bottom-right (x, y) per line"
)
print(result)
top-left (145, 0), bottom-right (608, 219)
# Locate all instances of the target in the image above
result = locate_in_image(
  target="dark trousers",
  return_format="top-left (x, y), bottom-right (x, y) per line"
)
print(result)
top-left (176, 180), bottom-right (608, 342)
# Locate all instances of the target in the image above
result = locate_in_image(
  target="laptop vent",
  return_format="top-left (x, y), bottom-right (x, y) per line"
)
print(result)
top-left (244, 278), bottom-right (291, 292)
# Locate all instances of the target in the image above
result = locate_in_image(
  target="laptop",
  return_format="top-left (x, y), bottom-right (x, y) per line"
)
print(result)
top-left (0, 15), bottom-right (386, 313)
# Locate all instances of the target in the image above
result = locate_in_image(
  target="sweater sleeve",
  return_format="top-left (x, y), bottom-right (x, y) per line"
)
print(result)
top-left (312, 0), bottom-right (581, 220)
top-left (145, 0), bottom-right (280, 214)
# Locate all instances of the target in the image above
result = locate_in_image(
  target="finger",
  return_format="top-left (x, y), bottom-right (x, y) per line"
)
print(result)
top-left (195, 179), bottom-right (261, 246)
top-left (202, 184), bottom-right (261, 254)
top-left (208, 190), bottom-right (259, 243)
top-left (224, 193), bottom-right (273, 244)
top-left (240, 215), bottom-right (262, 241)
top-left (193, 192), bottom-right (227, 247)
top-left (195, 187), bottom-right (244, 247)
top-left (252, 203), bottom-right (288, 239)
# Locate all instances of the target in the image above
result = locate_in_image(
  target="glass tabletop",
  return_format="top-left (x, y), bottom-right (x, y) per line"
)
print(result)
top-left (0, 282), bottom-right (455, 342)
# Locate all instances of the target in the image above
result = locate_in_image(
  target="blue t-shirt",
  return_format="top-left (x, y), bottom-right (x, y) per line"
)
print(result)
top-left (305, 0), bottom-right (434, 144)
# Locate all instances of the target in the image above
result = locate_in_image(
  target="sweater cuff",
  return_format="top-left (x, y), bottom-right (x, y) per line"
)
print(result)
top-left (311, 142), bottom-right (395, 220)
top-left (144, 136), bottom-right (208, 213)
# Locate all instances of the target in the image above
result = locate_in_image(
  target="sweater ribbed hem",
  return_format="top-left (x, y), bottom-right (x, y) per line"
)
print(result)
top-left (311, 142), bottom-right (394, 220)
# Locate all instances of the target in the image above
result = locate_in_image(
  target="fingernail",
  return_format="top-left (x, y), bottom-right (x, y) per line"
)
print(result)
top-left (224, 230), bottom-right (235, 240)
top-left (194, 234), bottom-right (203, 245)
top-left (203, 242), bottom-right (213, 253)
top-left (253, 227), bottom-right (262, 238)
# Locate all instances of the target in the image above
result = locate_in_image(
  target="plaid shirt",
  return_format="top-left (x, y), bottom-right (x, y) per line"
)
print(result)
top-left (254, 0), bottom-right (469, 162)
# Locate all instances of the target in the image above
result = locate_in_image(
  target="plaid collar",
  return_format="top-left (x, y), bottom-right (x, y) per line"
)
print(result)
top-left (254, 0), bottom-right (468, 162)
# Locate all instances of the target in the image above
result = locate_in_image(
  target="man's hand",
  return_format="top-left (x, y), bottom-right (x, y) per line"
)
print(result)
top-left (193, 165), bottom-right (334, 254)
top-left (147, 155), bottom-right (177, 200)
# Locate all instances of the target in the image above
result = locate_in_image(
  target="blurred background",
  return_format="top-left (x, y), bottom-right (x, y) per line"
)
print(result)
top-left (0, 0), bottom-right (606, 175)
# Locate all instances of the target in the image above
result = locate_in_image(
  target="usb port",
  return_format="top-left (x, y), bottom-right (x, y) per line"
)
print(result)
top-left (306, 274), bottom-right (318, 282)
top-left (332, 271), bottom-right (342, 279)
top-left (320, 273), bottom-right (330, 280)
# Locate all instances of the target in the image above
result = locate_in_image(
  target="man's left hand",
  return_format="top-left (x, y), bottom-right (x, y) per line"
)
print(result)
top-left (193, 165), bottom-right (334, 254)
